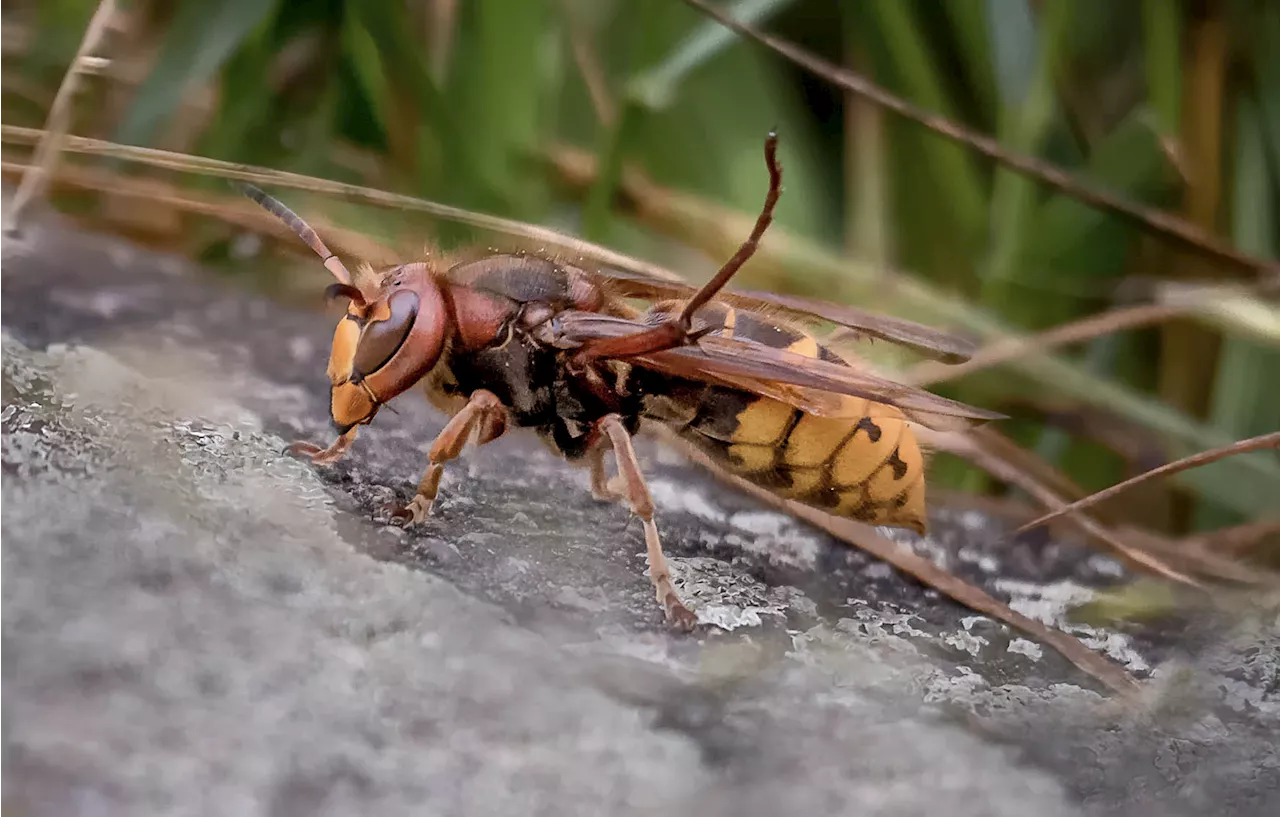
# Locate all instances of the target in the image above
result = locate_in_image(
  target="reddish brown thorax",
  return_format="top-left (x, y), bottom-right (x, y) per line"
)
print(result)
top-left (443, 285), bottom-right (517, 352)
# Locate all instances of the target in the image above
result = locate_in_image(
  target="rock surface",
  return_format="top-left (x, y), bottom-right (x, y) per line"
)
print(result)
top-left (3, 201), bottom-right (1278, 816)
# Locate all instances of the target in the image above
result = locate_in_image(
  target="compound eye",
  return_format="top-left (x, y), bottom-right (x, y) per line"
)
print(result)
top-left (353, 290), bottom-right (419, 377)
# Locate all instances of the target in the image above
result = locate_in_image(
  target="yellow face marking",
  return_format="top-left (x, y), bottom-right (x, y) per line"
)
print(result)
top-left (327, 317), bottom-right (361, 384)
top-left (331, 380), bottom-right (377, 428)
top-left (327, 296), bottom-right (395, 385)
top-left (364, 299), bottom-right (392, 323)
top-left (730, 398), bottom-right (797, 446)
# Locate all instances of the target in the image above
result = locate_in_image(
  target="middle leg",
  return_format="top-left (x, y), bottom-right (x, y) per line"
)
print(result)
top-left (386, 389), bottom-right (508, 525)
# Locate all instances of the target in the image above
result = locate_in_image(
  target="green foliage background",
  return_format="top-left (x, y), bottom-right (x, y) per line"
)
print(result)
top-left (5, 0), bottom-right (1278, 535)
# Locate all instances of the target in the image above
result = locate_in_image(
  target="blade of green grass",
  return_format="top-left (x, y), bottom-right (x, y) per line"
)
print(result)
top-left (31, 0), bottom-right (102, 73)
top-left (975, 0), bottom-right (1072, 491)
top-left (1157, 284), bottom-right (1280, 347)
top-left (1198, 92), bottom-right (1280, 527)
top-left (1019, 110), bottom-right (1175, 327)
top-left (558, 0), bottom-right (832, 264)
top-left (840, 10), bottom-right (890, 267)
top-left (1031, 112), bottom-right (1173, 260)
top-left (627, 0), bottom-right (791, 110)
top-left (442, 0), bottom-right (558, 219)
top-left (582, 100), bottom-right (642, 243)
top-left (1141, 0), bottom-right (1182, 142)
top-left (985, 0), bottom-right (1037, 114)
top-left (980, 0), bottom-right (1072, 322)
top-left (352, 0), bottom-right (506, 217)
top-left (860, 0), bottom-right (988, 265)
top-left (192, 5), bottom-right (285, 165)
top-left (1157, 0), bottom-right (1231, 427)
top-left (585, 0), bottom-right (793, 243)
top-left (581, 0), bottom-right (660, 244)
top-left (115, 0), bottom-right (281, 148)
top-left (340, 5), bottom-right (393, 150)
top-left (939, 0), bottom-right (996, 122)
top-left (1249, 5), bottom-right (1280, 184)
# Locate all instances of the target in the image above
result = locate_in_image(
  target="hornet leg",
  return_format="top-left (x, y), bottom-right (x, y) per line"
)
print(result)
top-left (590, 414), bottom-right (698, 632)
top-left (288, 427), bottom-right (358, 465)
top-left (587, 444), bottom-right (627, 503)
top-left (388, 389), bottom-right (508, 525)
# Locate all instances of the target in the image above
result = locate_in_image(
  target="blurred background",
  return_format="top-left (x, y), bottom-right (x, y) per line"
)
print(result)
top-left (3, 0), bottom-right (1277, 552)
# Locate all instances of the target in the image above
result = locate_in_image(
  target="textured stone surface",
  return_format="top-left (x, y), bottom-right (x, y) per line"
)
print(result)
top-left (3, 200), bottom-right (1277, 816)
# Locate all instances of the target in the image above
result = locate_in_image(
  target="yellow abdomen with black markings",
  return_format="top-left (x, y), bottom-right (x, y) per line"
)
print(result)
top-left (640, 304), bottom-right (928, 534)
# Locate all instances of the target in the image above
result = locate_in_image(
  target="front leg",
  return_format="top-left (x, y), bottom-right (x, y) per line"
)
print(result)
top-left (287, 427), bottom-right (358, 465)
top-left (589, 415), bottom-right (698, 632)
top-left (387, 389), bottom-right (508, 526)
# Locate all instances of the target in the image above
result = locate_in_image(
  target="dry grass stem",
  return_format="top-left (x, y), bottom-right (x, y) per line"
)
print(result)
top-left (4, 0), bottom-right (117, 233)
top-left (926, 429), bottom-right (1200, 586)
top-left (680, 0), bottom-right (1280, 278)
top-left (0, 124), bottom-right (686, 285)
top-left (1019, 431), bottom-right (1280, 534)
top-left (907, 303), bottom-right (1188, 387)
top-left (669, 432), bottom-right (1141, 696)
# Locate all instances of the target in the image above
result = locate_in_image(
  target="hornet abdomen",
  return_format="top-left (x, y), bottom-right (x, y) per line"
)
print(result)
top-left (641, 304), bottom-right (929, 533)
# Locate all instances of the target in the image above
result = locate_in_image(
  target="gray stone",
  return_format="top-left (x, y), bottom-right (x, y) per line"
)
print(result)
top-left (3, 199), bottom-right (1277, 816)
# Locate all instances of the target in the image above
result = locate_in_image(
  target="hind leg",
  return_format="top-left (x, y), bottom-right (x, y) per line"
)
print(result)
top-left (587, 444), bottom-right (627, 503)
top-left (589, 415), bottom-right (697, 632)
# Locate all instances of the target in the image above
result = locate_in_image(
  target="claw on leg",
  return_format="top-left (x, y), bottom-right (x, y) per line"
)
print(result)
top-left (592, 414), bottom-right (698, 632)
top-left (286, 440), bottom-right (323, 458)
top-left (644, 514), bottom-right (698, 632)
top-left (385, 494), bottom-right (433, 526)
top-left (287, 428), bottom-right (357, 465)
